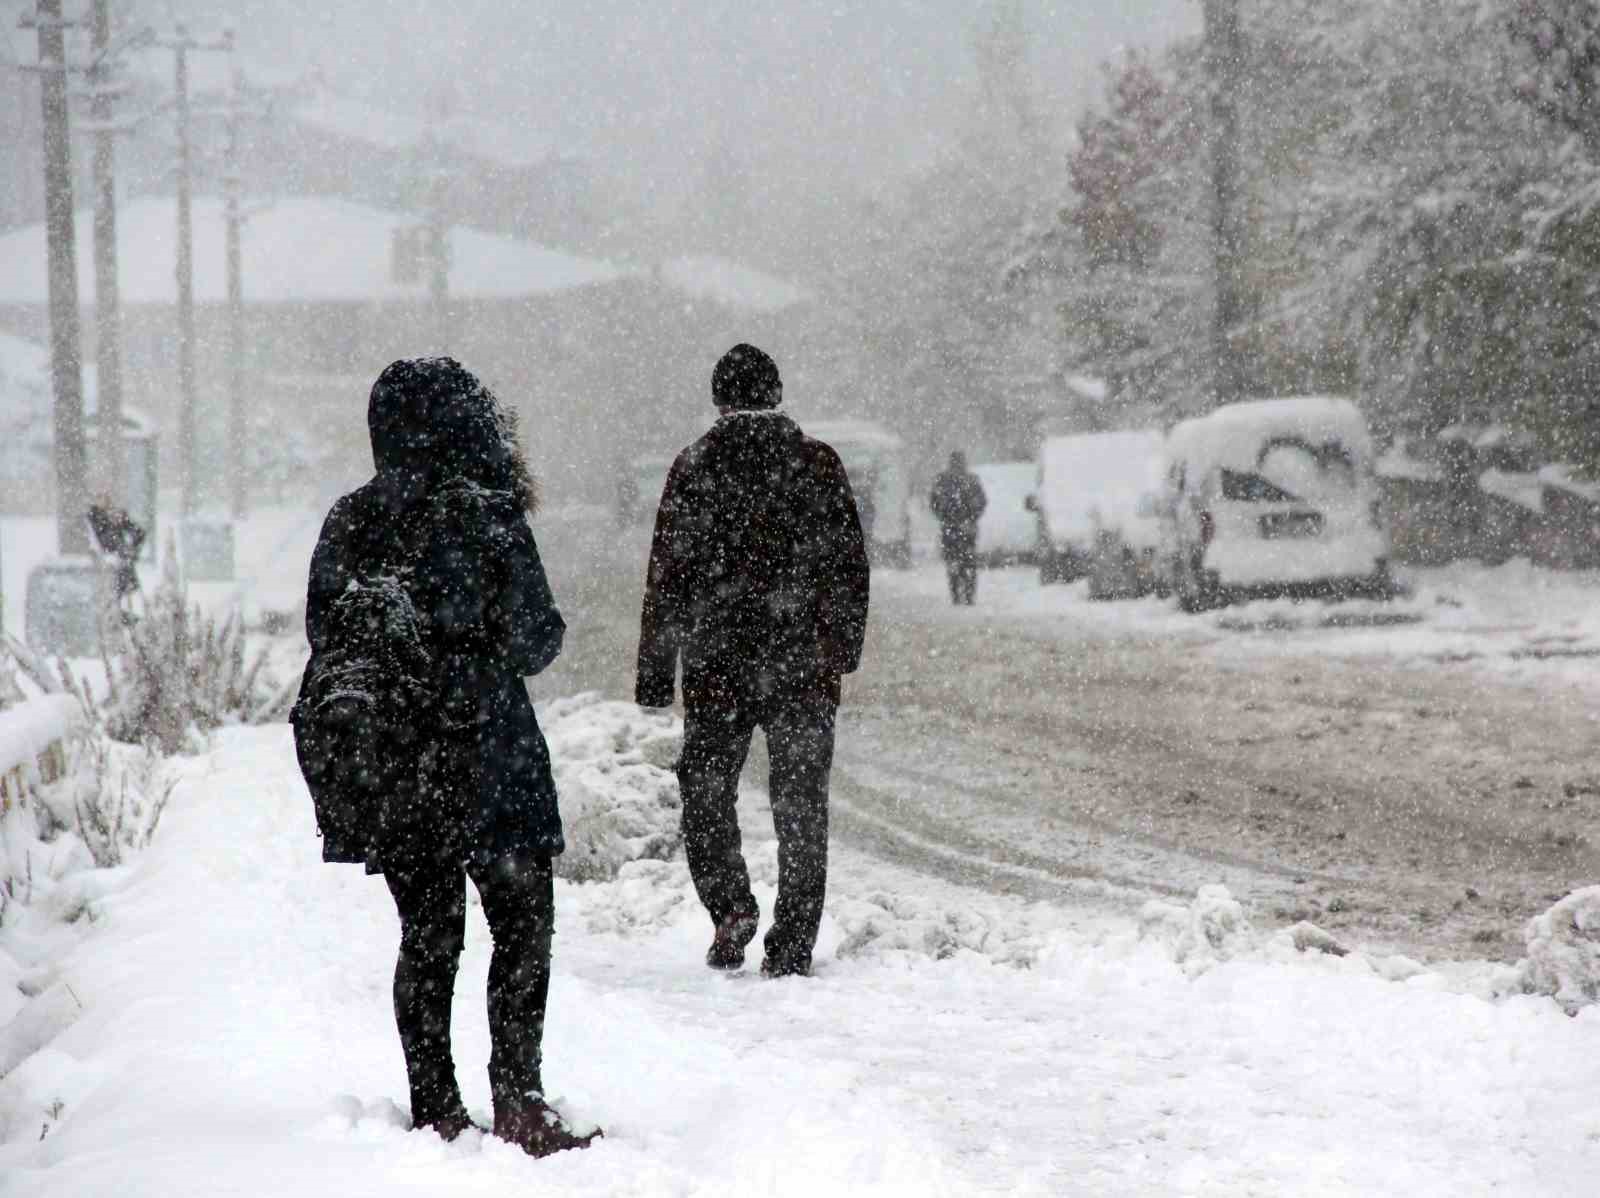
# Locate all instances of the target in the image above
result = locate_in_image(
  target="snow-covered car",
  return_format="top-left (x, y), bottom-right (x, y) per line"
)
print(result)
top-left (971, 462), bottom-right (1037, 566)
top-left (1161, 397), bottom-right (1393, 611)
top-left (1027, 429), bottom-right (1166, 586)
top-left (806, 419), bottom-right (911, 567)
top-left (1085, 455), bottom-right (1170, 601)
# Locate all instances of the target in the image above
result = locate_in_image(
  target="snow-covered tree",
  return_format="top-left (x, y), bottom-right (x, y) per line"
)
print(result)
top-left (1051, 49), bottom-right (1210, 424)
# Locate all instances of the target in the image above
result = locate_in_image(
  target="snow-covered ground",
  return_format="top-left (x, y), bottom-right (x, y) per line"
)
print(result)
top-left (879, 560), bottom-right (1600, 694)
top-left (5, 507), bottom-right (1600, 1192)
top-left (2, 696), bottom-right (1599, 1196)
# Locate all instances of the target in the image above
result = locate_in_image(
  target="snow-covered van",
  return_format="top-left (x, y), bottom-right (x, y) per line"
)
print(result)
top-left (805, 419), bottom-right (911, 567)
top-left (972, 461), bottom-right (1038, 565)
top-left (1161, 397), bottom-right (1392, 610)
top-left (1027, 429), bottom-right (1166, 586)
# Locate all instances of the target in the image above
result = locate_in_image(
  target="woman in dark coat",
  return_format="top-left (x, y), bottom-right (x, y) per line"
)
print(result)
top-left (302, 357), bottom-right (597, 1157)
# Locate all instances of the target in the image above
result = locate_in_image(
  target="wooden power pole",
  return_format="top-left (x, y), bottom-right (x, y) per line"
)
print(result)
top-left (31, 0), bottom-right (89, 555)
top-left (88, 0), bottom-right (124, 504)
top-left (152, 24), bottom-right (232, 519)
top-left (1204, 0), bottom-right (1246, 406)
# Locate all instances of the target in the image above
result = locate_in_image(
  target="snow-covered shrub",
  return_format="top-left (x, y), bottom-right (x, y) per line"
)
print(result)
top-left (1139, 884), bottom-right (1253, 975)
top-left (541, 694), bottom-right (683, 882)
top-left (101, 555), bottom-right (278, 754)
top-left (1518, 886), bottom-right (1600, 1013)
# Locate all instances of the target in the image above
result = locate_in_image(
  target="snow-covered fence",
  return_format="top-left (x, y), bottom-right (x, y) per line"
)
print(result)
top-left (0, 695), bottom-right (84, 809)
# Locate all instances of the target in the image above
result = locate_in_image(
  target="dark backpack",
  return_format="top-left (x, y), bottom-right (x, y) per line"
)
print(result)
top-left (291, 573), bottom-right (436, 864)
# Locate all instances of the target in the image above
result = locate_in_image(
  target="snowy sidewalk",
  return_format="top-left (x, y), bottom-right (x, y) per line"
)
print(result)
top-left (3, 717), bottom-right (1599, 1196)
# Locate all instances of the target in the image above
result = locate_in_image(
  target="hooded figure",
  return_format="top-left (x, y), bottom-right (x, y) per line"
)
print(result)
top-left (929, 449), bottom-right (987, 605)
top-left (301, 357), bottom-right (598, 1157)
top-left (636, 343), bottom-right (870, 978)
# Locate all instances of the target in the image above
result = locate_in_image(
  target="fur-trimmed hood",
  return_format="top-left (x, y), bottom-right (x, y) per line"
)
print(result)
top-left (367, 356), bottom-right (539, 513)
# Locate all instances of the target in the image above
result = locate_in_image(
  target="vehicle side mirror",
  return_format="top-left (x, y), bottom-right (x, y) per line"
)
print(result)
top-left (1023, 494), bottom-right (1038, 512)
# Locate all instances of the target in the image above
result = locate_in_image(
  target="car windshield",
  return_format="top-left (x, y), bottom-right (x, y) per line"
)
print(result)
top-left (1220, 468), bottom-right (1300, 503)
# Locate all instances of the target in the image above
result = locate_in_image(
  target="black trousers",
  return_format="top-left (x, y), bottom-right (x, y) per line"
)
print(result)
top-left (678, 688), bottom-right (836, 971)
top-left (941, 531), bottom-right (978, 605)
top-left (384, 852), bottom-right (553, 1122)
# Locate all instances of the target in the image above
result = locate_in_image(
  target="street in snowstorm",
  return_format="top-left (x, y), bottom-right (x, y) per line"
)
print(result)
top-left (8, 0), bottom-right (1600, 1191)
top-left (536, 510), bottom-right (1600, 964)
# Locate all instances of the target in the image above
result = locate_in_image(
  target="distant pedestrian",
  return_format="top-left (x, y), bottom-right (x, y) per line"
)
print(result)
top-left (636, 343), bottom-right (870, 979)
top-left (86, 496), bottom-right (145, 605)
top-left (929, 450), bottom-right (986, 605)
top-left (297, 357), bottom-right (599, 1157)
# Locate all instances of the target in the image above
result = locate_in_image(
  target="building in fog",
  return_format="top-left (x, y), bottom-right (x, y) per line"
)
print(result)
top-left (0, 195), bottom-right (809, 509)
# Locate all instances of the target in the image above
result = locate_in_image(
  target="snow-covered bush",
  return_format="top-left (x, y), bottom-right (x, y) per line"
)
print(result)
top-left (101, 555), bottom-right (279, 754)
top-left (541, 694), bottom-right (683, 882)
top-left (1518, 886), bottom-right (1600, 1013)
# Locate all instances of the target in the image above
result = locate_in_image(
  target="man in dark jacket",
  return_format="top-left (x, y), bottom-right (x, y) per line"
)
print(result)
top-left (929, 450), bottom-right (987, 605)
top-left (300, 357), bottom-right (596, 1157)
top-left (636, 343), bottom-right (870, 979)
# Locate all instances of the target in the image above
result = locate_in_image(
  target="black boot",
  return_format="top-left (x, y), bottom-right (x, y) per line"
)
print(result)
top-left (494, 1098), bottom-right (603, 1158)
top-left (705, 909), bottom-right (759, 970)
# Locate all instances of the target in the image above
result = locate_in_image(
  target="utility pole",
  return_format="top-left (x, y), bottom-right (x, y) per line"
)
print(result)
top-left (27, 0), bottom-right (89, 555)
top-left (423, 129), bottom-right (451, 350)
top-left (152, 24), bottom-right (232, 519)
top-left (88, 0), bottom-right (124, 504)
top-left (1204, 0), bottom-right (1246, 407)
top-left (224, 66), bottom-right (245, 518)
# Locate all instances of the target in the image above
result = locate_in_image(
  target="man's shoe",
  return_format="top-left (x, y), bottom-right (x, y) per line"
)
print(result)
top-left (759, 952), bottom-right (811, 979)
top-left (493, 1099), bottom-right (602, 1158)
top-left (705, 910), bottom-right (759, 970)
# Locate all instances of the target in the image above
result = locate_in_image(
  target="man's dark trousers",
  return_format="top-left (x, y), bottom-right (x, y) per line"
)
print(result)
top-left (678, 685), bottom-right (837, 972)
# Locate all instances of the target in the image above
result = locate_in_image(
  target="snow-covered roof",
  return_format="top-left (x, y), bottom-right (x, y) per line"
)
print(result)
top-left (1038, 429), bottom-right (1165, 543)
top-left (0, 195), bottom-right (623, 306)
top-left (1168, 397), bottom-right (1374, 475)
top-left (655, 256), bottom-right (808, 313)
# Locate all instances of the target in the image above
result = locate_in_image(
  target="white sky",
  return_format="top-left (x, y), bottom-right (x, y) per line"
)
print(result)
top-left (158, 1), bottom-right (1200, 257)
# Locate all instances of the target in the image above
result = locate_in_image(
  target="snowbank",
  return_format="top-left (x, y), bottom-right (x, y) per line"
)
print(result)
top-left (3, 727), bottom-right (1600, 1193)
top-left (540, 694), bottom-right (682, 882)
top-left (1520, 886), bottom-right (1600, 1013)
top-left (0, 695), bottom-right (83, 782)
top-left (1138, 884), bottom-right (1254, 975)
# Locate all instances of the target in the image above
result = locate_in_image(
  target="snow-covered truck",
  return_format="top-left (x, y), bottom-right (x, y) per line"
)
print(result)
top-left (805, 420), bottom-right (911, 567)
top-left (1161, 396), bottom-right (1393, 611)
top-left (1027, 430), bottom-right (1166, 587)
top-left (971, 462), bottom-right (1037, 566)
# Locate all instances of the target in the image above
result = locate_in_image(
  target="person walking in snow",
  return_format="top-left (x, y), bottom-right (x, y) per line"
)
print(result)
top-left (929, 449), bottom-right (986, 605)
top-left (299, 357), bottom-right (598, 1157)
top-left (636, 343), bottom-right (870, 979)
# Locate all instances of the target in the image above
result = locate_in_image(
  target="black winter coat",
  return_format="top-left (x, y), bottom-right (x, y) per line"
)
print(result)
top-left (305, 470), bottom-right (566, 870)
top-left (636, 411), bottom-right (870, 708)
top-left (930, 467), bottom-right (987, 556)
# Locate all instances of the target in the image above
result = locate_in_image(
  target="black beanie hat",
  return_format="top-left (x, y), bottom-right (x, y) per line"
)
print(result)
top-left (712, 343), bottom-right (782, 410)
